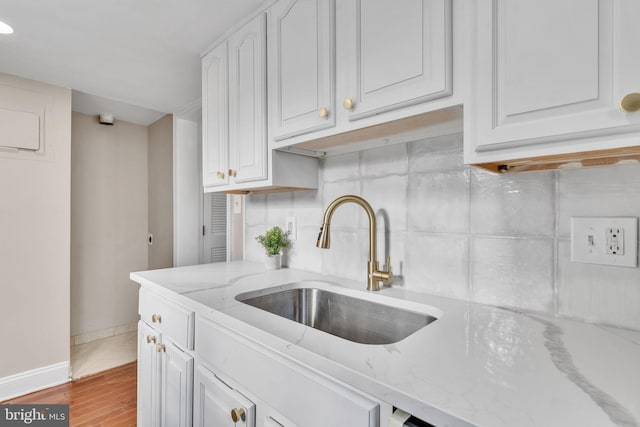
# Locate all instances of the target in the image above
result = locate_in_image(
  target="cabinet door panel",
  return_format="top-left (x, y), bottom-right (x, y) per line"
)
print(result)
top-left (269, 0), bottom-right (335, 140)
top-left (161, 343), bottom-right (193, 427)
top-left (202, 42), bottom-right (229, 187)
top-left (470, 0), bottom-right (640, 152)
top-left (345, 0), bottom-right (452, 120)
top-left (194, 363), bottom-right (256, 427)
top-left (138, 321), bottom-right (161, 427)
top-left (228, 14), bottom-right (267, 183)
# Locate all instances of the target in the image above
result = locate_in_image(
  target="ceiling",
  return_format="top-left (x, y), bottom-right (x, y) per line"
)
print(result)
top-left (0, 0), bottom-right (266, 125)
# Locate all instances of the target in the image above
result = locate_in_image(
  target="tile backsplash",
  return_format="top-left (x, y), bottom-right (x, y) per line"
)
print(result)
top-left (245, 133), bottom-right (640, 331)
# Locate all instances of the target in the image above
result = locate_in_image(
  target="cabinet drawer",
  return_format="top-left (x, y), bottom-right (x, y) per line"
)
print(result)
top-left (196, 315), bottom-right (379, 427)
top-left (140, 289), bottom-right (194, 350)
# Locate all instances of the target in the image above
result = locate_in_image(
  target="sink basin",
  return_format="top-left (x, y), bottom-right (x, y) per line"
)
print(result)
top-left (236, 287), bottom-right (437, 344)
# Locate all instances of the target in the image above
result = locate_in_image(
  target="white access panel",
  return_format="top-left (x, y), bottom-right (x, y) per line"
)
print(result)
top-left (571, 217), bottom-right (638, 267)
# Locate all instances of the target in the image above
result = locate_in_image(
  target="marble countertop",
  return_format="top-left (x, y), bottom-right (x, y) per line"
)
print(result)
top-left (131, 261), bottom-right (640, 427)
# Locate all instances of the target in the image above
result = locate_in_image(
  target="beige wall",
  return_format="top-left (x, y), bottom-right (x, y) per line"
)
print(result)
top-left (148, 115), bottom-right (174, 270)
top-left (0, 74), bottom-right (71, 378)
top-left (70, 112), bottom-right (148, 336)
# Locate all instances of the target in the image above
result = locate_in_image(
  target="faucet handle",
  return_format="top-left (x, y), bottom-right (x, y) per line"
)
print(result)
top-left (385, 256), bottom-right (391, 272)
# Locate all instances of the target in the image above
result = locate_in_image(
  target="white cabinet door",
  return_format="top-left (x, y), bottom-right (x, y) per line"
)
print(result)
top-left (228, 14), bottom-right (268, 183)
top-left (468, 0), bottom-right (640, 154)
top-left (194, 363), bottom-right (256, 427)
top-left (138, 321), bottom-right (161, 427)
top-left (160, 343), bottom-right (194, 427)
top-left (341, 0), bottom-right (452, 121)
top-left (268, 0), bottom-right (335, 140)
top-left (202, 41), bottom-right (229, 187)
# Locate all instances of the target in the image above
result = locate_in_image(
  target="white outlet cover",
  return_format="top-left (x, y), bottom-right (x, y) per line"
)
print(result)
top-left (285, 216), bottom-right (297, 241)
top-left (571, 217), bottom-right (638, 267)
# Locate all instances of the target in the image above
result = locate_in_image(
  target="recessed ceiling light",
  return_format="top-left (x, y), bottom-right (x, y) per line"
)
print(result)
top-left (0, 20), bottom-right (14, 35)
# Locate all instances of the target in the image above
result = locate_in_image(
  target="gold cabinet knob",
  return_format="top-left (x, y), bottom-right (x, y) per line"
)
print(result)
top-left (620, 93), bottom-right (640, 112)
top-left (319, 107), bottom-right (330, 118)
top-left (343, 98), bottom-right (355, 110)
top-left (156, 344), bottom-right (166, 353)
top-left (231, 408), bottom-right (246, 422)
top-left (216, 171), bottom-right (225, 179)
top-left (146, 335), bottom-right (156, 344)
top-left (228, 169), bottom-right (237, 178)
top-left (151, 314), bottom-right (161, 323)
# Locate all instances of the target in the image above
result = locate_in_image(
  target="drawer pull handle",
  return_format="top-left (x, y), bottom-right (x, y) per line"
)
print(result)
top-left (620, 93), bottom-right (640, 112)
top-left (151, 314), bottom-right (161, 323)
top-left (231, 408), bottom-right (246, 422)
top-left (216, 171), bottom-right (225, 179)
top-left (228, 169), bottom-right (237, 178)
top-left (319, 107), bottom-right (330, 118)
top-left (156, 344), bottom-right (166, 353)
top-left (146, 335), bottom-right (156, 344)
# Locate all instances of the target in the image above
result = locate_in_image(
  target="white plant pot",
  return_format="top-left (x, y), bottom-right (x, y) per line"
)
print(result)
top-left (264, 253), bottom-right (282, 270)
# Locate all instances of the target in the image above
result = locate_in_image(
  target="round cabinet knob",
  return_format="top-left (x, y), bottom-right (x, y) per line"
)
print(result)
top-left (319, 107), bottom-right (330, 118)
top-left (216, 171), bottom-right (225, 179)
top-left (146, 335), bottom-right (156, 344)
top-left (156, 344), bottom-right (166, 353)
top-left (230, 408), bottom-right (246, 422)
top-left (620, 93), bottom-right (640, 112)
top-left (228, 169), bottom-right (237, 178)
top-left (151, 314), bottom-right (161, 323)
top-left (343, 98), bottom-right (355, 110)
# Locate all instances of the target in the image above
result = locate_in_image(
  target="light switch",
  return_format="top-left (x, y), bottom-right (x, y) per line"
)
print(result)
top-left (571, 217), bottom-right (638, 267)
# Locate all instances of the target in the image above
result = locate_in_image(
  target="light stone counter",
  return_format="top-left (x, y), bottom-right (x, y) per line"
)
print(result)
top-left (131, 261), bottom-right (640, 427)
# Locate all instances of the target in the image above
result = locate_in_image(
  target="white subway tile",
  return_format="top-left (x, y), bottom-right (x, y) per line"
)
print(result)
top-left (557, 164), bottom-right (640, 237)
top-left (322, 152), bottom-right (360, 182)
top-left (293, 189), bottom-right (324, 228)
top-left (245, 225), bottom-right (266, 263)
top-left (287, 227), bottom-right (323, 273)
top-left (408, 133), bottom-right (464, 173)
top-left (320, 229), bottom-right (367, 282)
top-left (404, 232), bottom-right (469, 299)
top-left (557, 240), bottom-right (640, 330)
top-left (471, 237), bottom-right (554, 313)
top-left (265, 192), bottom-right (293, 228)
top-left (470, 169), bottom-right (555, 237)
top-left (408, 170), bottom-right (470, 233)
top-left (322, 180), bottom-right (363, 229)
top-left (245, 194), bottom-right (267, 226)
top-left (361, 143), bottom-right (408, 177)
top-left (362, 175), bottom-right (408, 232)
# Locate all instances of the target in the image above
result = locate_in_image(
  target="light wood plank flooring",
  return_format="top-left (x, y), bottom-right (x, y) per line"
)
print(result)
top-left (2, 362), bottom-right (137, 426)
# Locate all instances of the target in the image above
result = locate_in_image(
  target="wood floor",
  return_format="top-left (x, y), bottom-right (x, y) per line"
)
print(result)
top-left (2, 362), bottom-right (137, 426)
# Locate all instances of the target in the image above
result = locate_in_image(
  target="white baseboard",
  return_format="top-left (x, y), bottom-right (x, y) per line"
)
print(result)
top-left (0, 361), bottom-right (70, 402)
top-left (71, 322), bottom-right (138, 346)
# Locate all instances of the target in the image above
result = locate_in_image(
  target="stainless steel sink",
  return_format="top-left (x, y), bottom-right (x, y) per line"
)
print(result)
top-left (236, 287), bottom-right (437, 344)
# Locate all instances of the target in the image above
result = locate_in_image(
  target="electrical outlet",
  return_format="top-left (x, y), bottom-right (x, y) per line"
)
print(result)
top-left (571, 217), bottom-right (637, 267)
top-left (285, 216), bottom-right (297, 241)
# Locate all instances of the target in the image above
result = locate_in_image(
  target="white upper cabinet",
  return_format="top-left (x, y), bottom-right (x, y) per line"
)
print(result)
top-left (228, 14), bottom-right (268, 183)
top-left (268, 0), bottom-right (335, 141)
top-left (466, 0), bottom-right (640, 167)
top-left (270, 0), bottom-right (457, 152)
top-left (201, 13), bottom-right (319, 193)
top-left (202, 42), bottom-right (229, 188)
top-left (342, 0), bottom-right (452, 121)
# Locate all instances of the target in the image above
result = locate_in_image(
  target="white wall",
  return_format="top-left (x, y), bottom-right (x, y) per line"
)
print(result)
top-left (70, 112), bottom-right (148, 337)
top-left (245, 133), bottom-right (640, 332)
top-left (148, 115), bottom-right (174, 270)
top-left (0, 74), bottom-right (71, 385)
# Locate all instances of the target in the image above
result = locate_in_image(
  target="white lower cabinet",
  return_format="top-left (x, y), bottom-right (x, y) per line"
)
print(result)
top-left (196, 314), bottom-right (384, 427)
top-left (194, 363), bottom-right (256, 427)
top-left (138, 291), bottom-right (195, 427)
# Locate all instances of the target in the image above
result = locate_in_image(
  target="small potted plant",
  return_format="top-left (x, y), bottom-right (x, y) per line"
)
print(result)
top-left (255, 226), bottom-right (291, 270)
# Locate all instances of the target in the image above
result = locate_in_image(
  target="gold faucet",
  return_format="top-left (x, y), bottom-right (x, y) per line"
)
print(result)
top-left (316, 195), bottom-right (392, 291)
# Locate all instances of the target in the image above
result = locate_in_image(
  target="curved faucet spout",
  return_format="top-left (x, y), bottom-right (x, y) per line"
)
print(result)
top-left (316, 195), bottom-right (392, 291)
